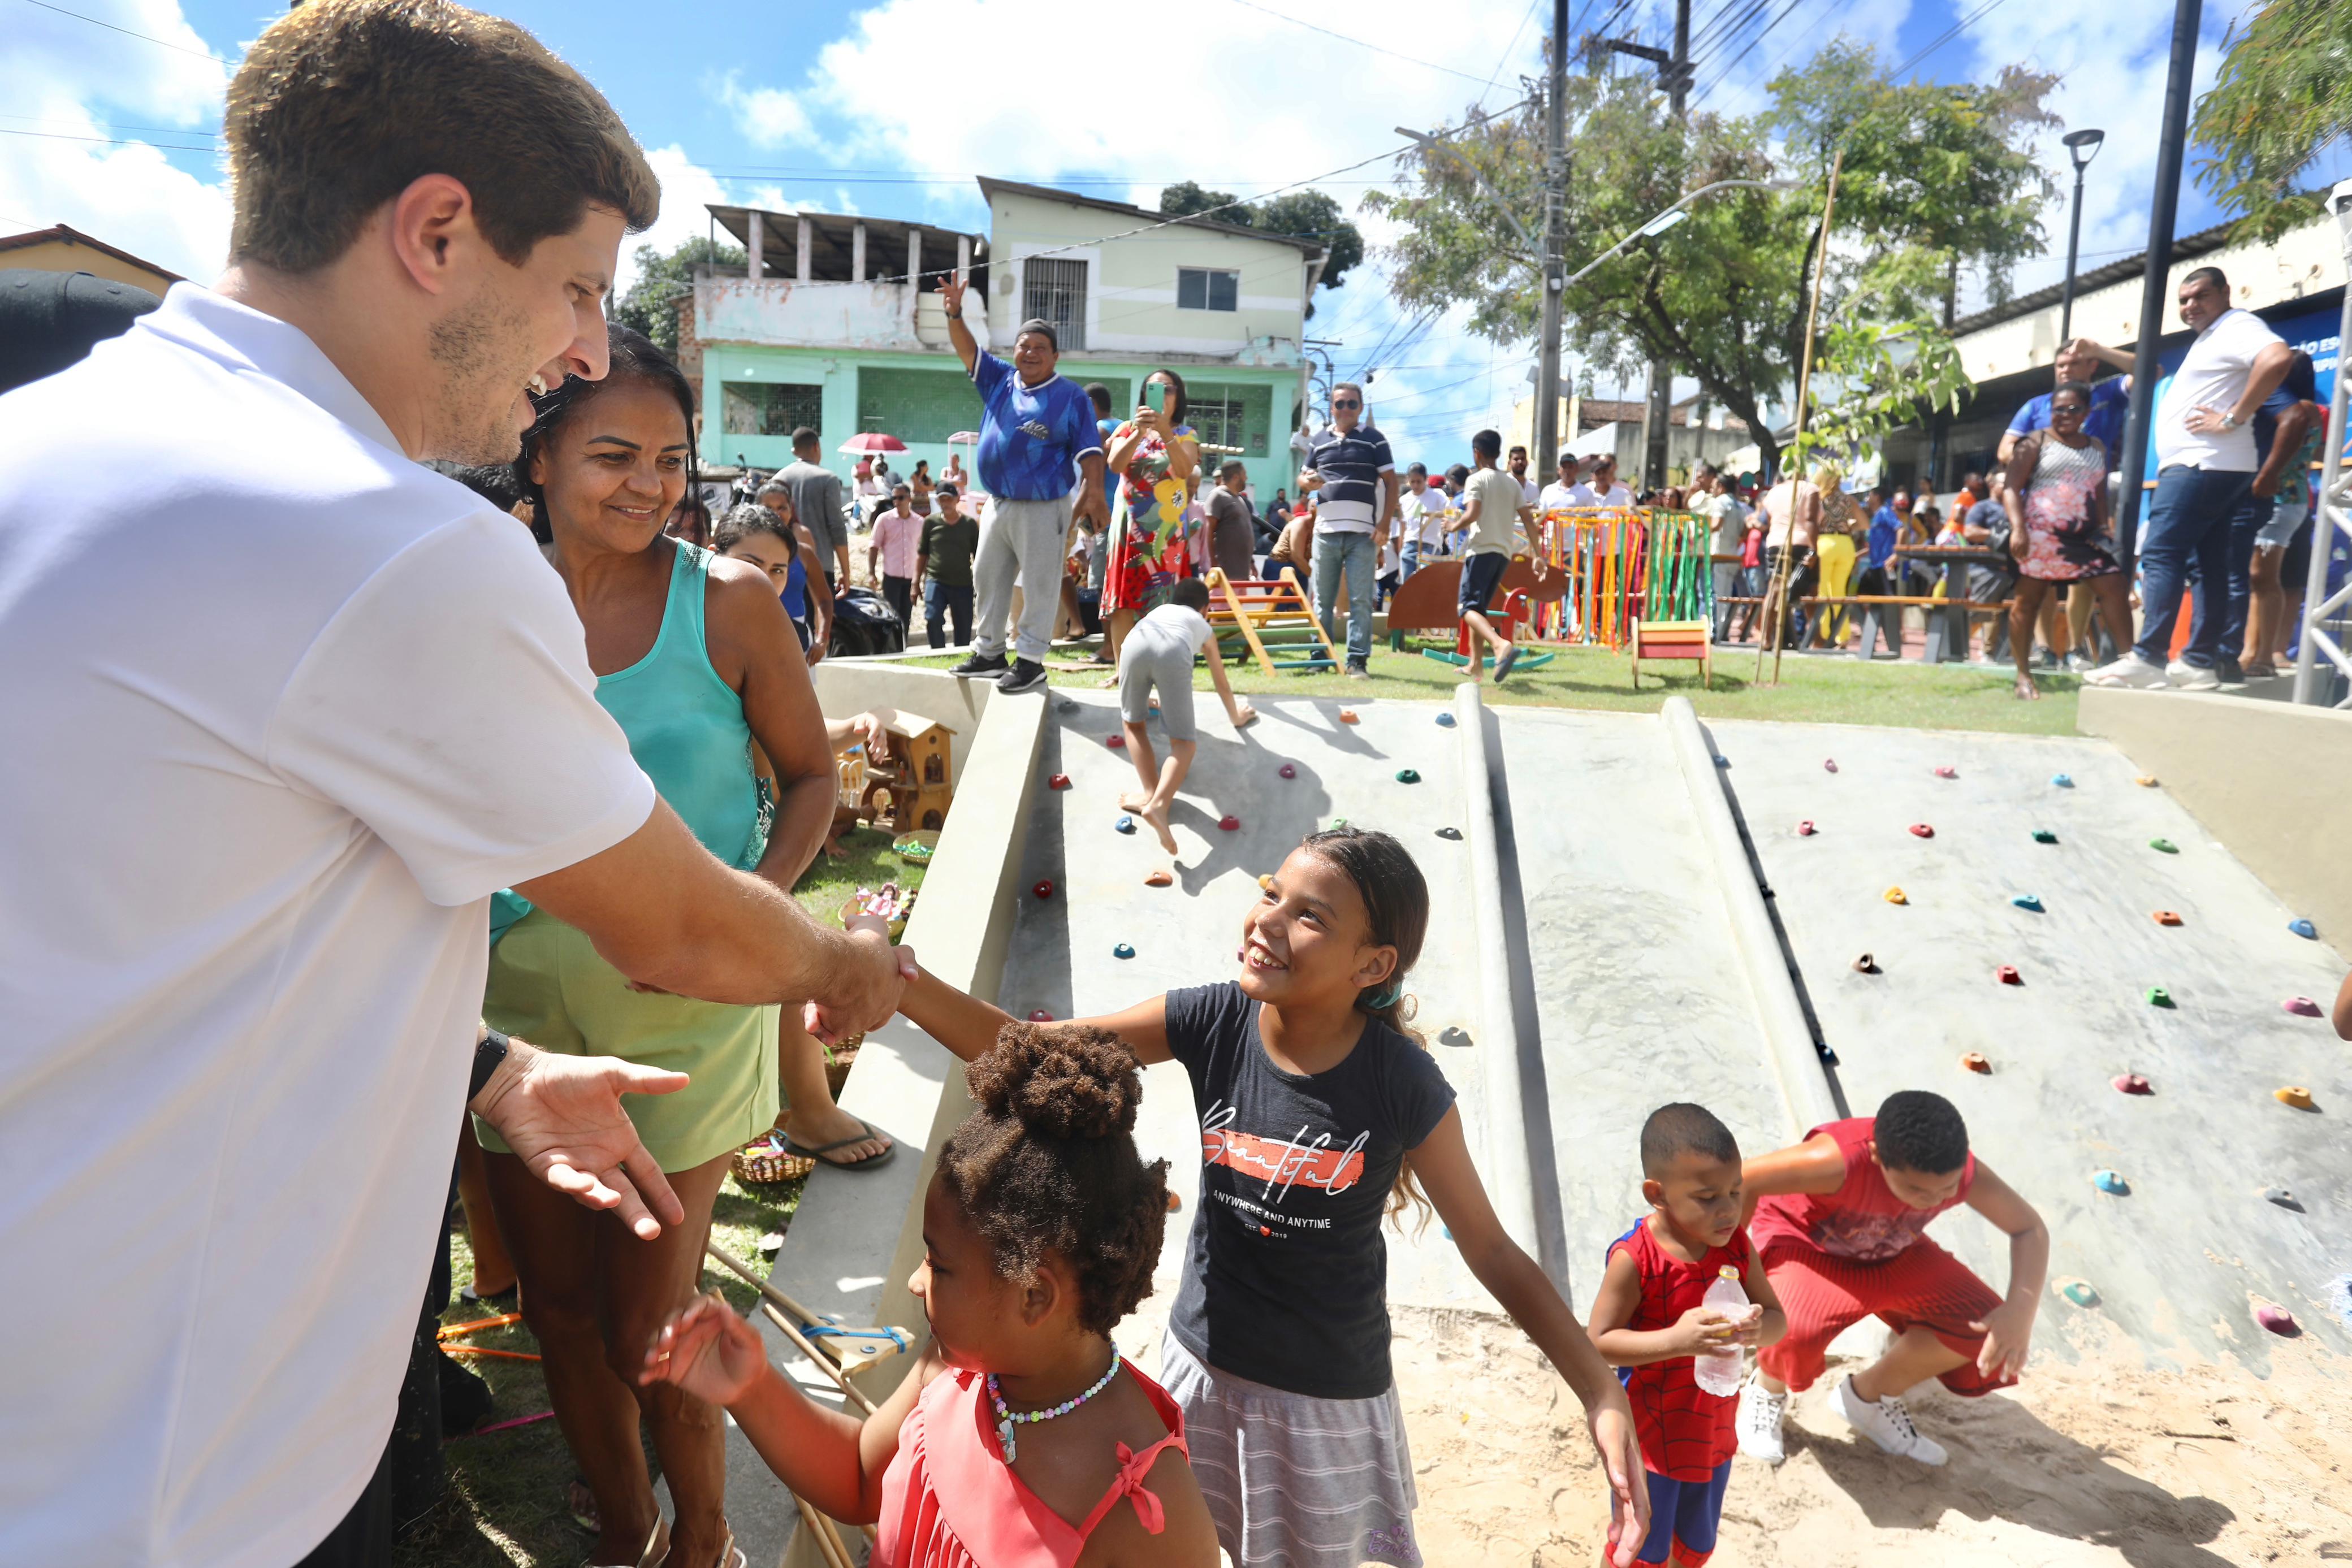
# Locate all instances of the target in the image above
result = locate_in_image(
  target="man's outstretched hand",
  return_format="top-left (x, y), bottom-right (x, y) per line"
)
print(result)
top-left (805, 918), bottom-right (918, 1046)
top-left (470, 1040), bottom-right (688, 1239)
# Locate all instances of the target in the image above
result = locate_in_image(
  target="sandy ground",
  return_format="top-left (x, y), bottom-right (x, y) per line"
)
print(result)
top-left (1121, 1299), bottom-right (2352, 1567)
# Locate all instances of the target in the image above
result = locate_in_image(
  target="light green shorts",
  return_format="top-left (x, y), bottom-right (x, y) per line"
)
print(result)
top-left (475, 908), bottom-right (779, 1173)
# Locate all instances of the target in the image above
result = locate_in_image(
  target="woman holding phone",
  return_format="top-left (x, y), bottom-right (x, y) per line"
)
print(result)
top-left (1101, 367), bottom-right (1201, 665)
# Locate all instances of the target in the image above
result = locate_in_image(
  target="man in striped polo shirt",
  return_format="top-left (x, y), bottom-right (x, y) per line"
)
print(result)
top-left (1299, 381), bottom-right (1398, 677)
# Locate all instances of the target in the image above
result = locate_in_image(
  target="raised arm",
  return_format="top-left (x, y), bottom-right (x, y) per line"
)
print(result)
top-left (892, 964), bottom-right (1175, 1065)
top-left (937, 274), bottom-right (979, 376)
top-left (1737, 1131), bottom-right (1845, 1227)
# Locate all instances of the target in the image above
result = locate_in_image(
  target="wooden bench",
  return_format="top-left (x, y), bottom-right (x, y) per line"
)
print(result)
top-left (1631, 618), bottom-right (1711, 688)
top-left (1792, 594), bottom-right (2014, 661)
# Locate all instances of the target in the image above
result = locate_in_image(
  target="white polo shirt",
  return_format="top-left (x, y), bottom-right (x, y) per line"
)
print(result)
top-left (0, 287), bottom-right (655, 1566)
top-left (2155, 306), bottom-right (2283, 472)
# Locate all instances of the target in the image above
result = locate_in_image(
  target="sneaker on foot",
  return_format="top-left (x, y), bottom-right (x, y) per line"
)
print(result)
top-left (2166, 659), bottom-right (2220, 691)
top-left (1492, 645), bottom-right (1521, 685)
top-left (1833, 1375), bottom-right (1947, 1466)
top-left (996, 658), bottom-right (1048, 695)
top-left (2086, 653), bottom-right (2168, 688)
top-left (1345, 660), bottom-right (1370, 680)
top-left (950, 652), bottom-right (1009, 679)
top-left (2215, 654), bottom-right (2246, 686)
top-left (2064, 651), bottom-right (2094, 674)
top-left (1735, 1374), bottom-right (1788, 1465)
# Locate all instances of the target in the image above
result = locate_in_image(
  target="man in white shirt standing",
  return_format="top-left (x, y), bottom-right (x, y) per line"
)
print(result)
top-left (0, 6), bottom-right (906, 1566)
top-left (1570, 452), bottom-right (1635, 508)
top-left (2090, 266), bottom-right (2291, 689)
top-left (1393, 461), bottom-right (1450, 583)
top-left (1536, 448), bottom-right (1580, 513)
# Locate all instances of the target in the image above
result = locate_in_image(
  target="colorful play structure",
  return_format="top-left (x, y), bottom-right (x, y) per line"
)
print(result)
top-left (1205, 566), bottom-right (1342, 675)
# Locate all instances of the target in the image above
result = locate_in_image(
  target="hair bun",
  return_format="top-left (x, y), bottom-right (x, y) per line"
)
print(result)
top-left (967, 1024), bottom-right (1141, 1141)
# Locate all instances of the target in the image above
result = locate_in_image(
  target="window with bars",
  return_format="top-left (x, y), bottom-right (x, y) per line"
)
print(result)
top-left (1187, 383), bottom-right (1269, 457)
top-left (1021, 257), bottom-right (1087, 350)
top-left (721, 382), bottom-right (823, 438)
top-left (1177, 267), bottom-right (1239, 312)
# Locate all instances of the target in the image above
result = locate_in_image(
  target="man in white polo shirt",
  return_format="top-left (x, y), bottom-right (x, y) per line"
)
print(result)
top-left (0, 5), bottom-right (905, 1566)
top-left (2090, 265), bottom-right (2291, 689)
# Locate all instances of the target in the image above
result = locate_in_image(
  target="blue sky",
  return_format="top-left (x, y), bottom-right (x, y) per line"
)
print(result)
top-left (7, 0), bottom-right (2346, 467)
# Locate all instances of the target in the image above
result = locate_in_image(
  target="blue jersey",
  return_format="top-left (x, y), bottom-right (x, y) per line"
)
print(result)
top-left (2007, 376), bottom-right (2129, 459)
top-left (971, 352), bottom-right (1102, 502)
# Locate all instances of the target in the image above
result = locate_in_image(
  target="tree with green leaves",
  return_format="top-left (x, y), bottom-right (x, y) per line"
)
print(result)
top-left (612, 236), bottom-right (746, 353)
top-left (1157, 181), bottom-right (1364, 297)
top-left (2192, 0), bottom-right (2352, 240)
top-left (1369, 40), bottom-right (2054, 474)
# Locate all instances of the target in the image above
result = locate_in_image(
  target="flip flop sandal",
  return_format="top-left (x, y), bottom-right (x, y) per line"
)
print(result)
top-left (581, 1511), bottom-right (667, 1567)
top-left (784, 1120), bottom-right (897, 1171)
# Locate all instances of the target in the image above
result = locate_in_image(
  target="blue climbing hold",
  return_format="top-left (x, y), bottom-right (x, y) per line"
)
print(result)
top-left (2031, 828), bottom-right (2058, 844)
top-left (2012, 894), bottom-right (2043, 912)
top-left (1395, 768), bottom-right (1421, 784)
top-left (2052, 773), bottom-right (2074, 788)
top-left (1436, 712), bottom-right (1457, 728)
top-left (2092, 1169), bottom-right (2130, 1196)
top-left (1114, 815), bottom-right (1136, 834)
top-left (2291, 918), bottom-right (2318, 940)
top-left (1113, 942), bottom-right (1135, 959)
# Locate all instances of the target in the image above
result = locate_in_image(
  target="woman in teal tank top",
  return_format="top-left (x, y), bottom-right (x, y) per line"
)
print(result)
top-left (475, 327), bottom-right (846, 1568)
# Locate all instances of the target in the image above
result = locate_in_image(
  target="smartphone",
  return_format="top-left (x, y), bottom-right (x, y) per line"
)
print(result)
top-left (1145, 380), bottom-right (1166, 416)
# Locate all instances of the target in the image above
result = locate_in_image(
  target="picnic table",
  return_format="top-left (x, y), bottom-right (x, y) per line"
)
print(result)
top-left (1891, 544), bottom-right (2012, 664)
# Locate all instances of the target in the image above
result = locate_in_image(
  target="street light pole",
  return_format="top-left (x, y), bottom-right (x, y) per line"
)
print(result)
top-left (1533, 0), bottom-right (1570, 484)
top-left (2057, 127), bottom-right (2105, 343)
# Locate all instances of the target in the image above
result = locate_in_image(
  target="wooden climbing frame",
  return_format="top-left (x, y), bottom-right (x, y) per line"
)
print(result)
top-left (1631, 618), bottom-right (1713, 689)
top-left (1205, 566), bottom-right (1342, 675)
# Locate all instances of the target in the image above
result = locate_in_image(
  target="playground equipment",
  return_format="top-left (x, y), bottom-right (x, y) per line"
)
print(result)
top-left (1526, 507), bottom-right (1717, 653)
top-left (1205, 566), bottom-right (1341, 675)
top-left (1419, 586), bottom-right (1559, 673)
top-left (1629, 618), bottom-right (1713, 688)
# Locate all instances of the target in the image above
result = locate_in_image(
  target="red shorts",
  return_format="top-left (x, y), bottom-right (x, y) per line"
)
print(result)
top-left (1756, 1235), bottom-right (2013, 1396)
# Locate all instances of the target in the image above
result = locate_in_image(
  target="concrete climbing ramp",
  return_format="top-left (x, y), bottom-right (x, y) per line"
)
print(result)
top-left (1493, 708), bottom-right (1793, 1292)
top-left (995, 690), bottom-right (1502, 1322)
top-left (1709, 718), bottom-right (2352, 1368)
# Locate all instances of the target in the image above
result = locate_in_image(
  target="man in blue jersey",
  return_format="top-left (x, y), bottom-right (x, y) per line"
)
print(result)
top-left (1999, 337), bottom-right (2132, 465)
top-left (936, 274), bottom-right (1108, 694)
top-left (1299, 380), bottom-right (1399, 676)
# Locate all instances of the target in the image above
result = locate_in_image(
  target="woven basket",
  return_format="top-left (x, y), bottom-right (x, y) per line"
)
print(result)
top-left (822, 1032), bottom-right (864, 1099)
top-left (732, 1134), bottom-right (815, 1186)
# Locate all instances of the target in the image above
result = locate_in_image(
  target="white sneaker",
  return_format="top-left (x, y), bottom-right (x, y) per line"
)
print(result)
top-left (2166, 659), bottom-right (2220, 691)
top-left (1735, 1373), bottom-right (1789, 1465)
top-left (1832, 1375), bottom-right (1948, 1466)
top-left (2086, 653), bottom-right (2168, 689)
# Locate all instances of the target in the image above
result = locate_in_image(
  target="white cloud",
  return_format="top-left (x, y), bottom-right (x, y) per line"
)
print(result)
top-left (716, 72), bottom-right (816, 149)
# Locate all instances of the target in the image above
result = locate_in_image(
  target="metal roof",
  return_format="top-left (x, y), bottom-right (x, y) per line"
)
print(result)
top-left (975, 177), bottom-right (1325, 256)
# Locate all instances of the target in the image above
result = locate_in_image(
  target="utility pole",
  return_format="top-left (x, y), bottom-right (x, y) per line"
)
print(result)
top-left (1533, 0), bottom-right (1570, 483)
top-left (2112, 0), bottom-right (2201, 582)
top-left (1610, 0), bottom-right (1693, 490)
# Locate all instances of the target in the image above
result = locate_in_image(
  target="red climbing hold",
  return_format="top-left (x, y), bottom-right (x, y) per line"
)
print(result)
top-left (1028, 1010), bottom-right (1054, 1022)
top-left (1796, 820), bottom-right (1817, 837)
top-left (1218, 815), bottom-right (1241, 831)
top-left (2152, 910), bottom-right (2182, 926)
top-left (2112, 1073), bottom-right (2152, 1095)
top-left (1823, 759), bottom-right (1839, 773)
top-left (1996, 964), bottom-right (2022, 986)
top-left (1278, 763), bottom-right (1297, 779)
top-left (1934, 765), bottom-right (1957, 779)
top-left (1048, 773), bottom-right (1071, 790)
top-left (1960, 1052), bottom-right (1991, 1074)
top-left (1144, 869), bottom-right (1173, 887)
top-left (2255, 1303), bottom-right (2301, 1336)
top-left (1339, 709), bottom-right (1361, 724)
top-left (1105, 734), bottom-right (1125, 748)
top-left (1032, 880), bottom-right (1054, 900)
top-left (1909, 823), bottom-right (1935, 838)
top-left (2284, 996), bottom-right (2323, 1017)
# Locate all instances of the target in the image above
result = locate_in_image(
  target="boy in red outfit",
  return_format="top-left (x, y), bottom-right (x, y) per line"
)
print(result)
top-left (1736, 1090), bottom-right (2048, 1467)
top-left (1589, 1103), bottom-right (1785, 1567)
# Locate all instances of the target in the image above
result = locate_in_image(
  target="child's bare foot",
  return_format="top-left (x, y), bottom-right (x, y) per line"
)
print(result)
top-left (2012, 673), bottom-right (2041, 700)
top-left (1142, 802), bottom-right (1178, 855)
top-left (1118, 790), bottom-right (1153, 812)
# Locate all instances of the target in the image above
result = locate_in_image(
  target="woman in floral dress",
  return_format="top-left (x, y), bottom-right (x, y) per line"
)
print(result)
top-left (1101, 368), bottom-right (1201, 664)
top-left (2000, 380), bottom-right (2132, 700)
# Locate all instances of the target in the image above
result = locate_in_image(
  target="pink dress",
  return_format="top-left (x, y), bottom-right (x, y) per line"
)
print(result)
top-left (875, 1362), bottom-right (1190, 1568)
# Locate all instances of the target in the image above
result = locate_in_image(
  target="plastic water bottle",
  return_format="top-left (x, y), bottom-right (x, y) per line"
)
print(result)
top-left (1693, 1266), bottom-right (1749, 1397)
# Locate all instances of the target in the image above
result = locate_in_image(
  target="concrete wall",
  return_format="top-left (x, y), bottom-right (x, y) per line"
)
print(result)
top-left (697, 275), bottom-right (928, 354)
top-left (2078, 686), bottom-right (2352, 943)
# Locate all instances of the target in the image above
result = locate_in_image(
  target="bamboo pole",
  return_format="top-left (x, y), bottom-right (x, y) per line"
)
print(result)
top-left (1759, 148), bottom-right (1844, 685)
top-left (794, 1493), bottom-right (857, 1568)
top-left (704, 1242), bottom-right (883, 1417)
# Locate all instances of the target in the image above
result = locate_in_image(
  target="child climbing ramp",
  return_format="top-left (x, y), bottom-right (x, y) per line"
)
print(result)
top-left (1115, 577), bottom-right (1255, 856)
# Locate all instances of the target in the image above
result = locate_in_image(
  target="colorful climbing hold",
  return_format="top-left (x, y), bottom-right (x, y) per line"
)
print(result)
top-left (2284, 995), bottom-right (2323, 1017)
top-left (1114, 815), bottom-right (1135, 835)
top-left (2254, 1303), bottom-right (2300, 1336)
top-left (2012, 894), bottom-right (2043, 912)
top-left (1257, 874), bottom-right (1273, 890)
top-left (1028, 1009), bottom-right (1054, 1021)
top-left (1884, 887), bottom-right (1908, 906)
top-left (2092, 1169), bottom-right (2130, 1196)
top-left (2149, 837), bottom-right (2178, 854)
top-left (2136, 774), bottom-right (2158, 786)
top-left (1996, 964), bottom-right (2022, 986)
top-left (1438, 1026), bottom-right (1473, 1048)
top-left (1909, 823), bottom-right (1935, 839)
top-left (2290, 917), bottom-right (2318, 939)
top-left (1823, 758), bottom-right (1839, 773)
top-left (1278, 763), bottom-right (1297, 779)
top-left (1148, 703), bottom-right (1160, 717)
top-left (1796, 820), bottom-right (1817, 837)
top-left (2032, 828), bottom-right (2058, 844)
top-left (2112, 1073), bottom-right (2152, 1095)
top-left (1106, 734), bottom-right (1125, 749)
top-left (1056, 698), bottom-right (1078, 712)
top-left (1960, 1052), bottom-right (1992, 1073)
top-left (1166, 1191), bottom-right (1183, 1212)
top-left (1436, 826), bottom-right (1463, 841)
top-left (1113, 942), bottom-right (1135, 959)
top-left (2275, 1085), bottom-right (2316, 1110)
top-left (1395, 768), bottom-right (1421, 783)
top-left (1714, 756), bottom-right (1730, 768)
top-left (1144, 870), bottom-right (1173, 888)
top-left (1329, 817), bottom-right (1348, 828)
top-left (2146, 987), bottom-right (2173, 1008)
top-left (2051, 773), bottom-right (2074, 789)
top-left (1032, 879), bottom-right (1054, 900)
top-left (2152, 910), bottom-right (2182, 926)
top-left (1853, 953), bottom-right (1879, 973)
top-left (1338, 708), bottom-right (1360, 724)
top-left (1435, 712), bottom-right (1456, 727)
top-left (2056, 1279), bottom-right (2101, 1309)
top-left (1048, 773), bottom-right (1073, 791)
top-left (2264, 1186), bottom-right (2299, 1209)
top-left (1934, 765), bottom-right (1957, 779)
top-left (1218, 814), bottom-right (1241, 831)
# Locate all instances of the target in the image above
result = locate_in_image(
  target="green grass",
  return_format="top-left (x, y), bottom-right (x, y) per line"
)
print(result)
top-left (897, 639), bottom-right (2085, 737)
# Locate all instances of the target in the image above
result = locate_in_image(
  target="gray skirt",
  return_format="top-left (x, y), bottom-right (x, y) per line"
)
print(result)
top-left (1159, 1330), bottom-right (1421, 1568)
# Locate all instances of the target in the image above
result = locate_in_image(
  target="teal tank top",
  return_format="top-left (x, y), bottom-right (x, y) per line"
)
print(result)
top-left (491, 541), bottom-right (766, 941)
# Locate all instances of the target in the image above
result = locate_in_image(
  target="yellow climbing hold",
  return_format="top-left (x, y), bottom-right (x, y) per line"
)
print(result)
top-left (1884, 886), bottom-right (1908, 906)
top-left (2136, 776), bottom-right (2159, 787)
top-left (2276, 1085), bottom-right (2316, 1110)
top-left (1257, 874), bottom-right (1273, 890)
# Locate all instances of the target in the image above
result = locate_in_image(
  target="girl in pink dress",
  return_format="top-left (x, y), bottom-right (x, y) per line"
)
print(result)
top-left (641, 1028), bottom-right (1218, 1568)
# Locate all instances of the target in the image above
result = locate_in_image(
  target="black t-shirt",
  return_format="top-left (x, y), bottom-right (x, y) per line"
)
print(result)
top-left (1164, 982), bottom-right (1458, 1400)
top-left (1207, 490), bottom-right (1256, 583)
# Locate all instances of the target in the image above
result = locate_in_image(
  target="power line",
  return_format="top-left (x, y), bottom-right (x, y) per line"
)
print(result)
top-left (17, 0), bottom-right (231, 67)
top-left (0, 126), bottom-right (217, 153)
top-left (1691, 0), bottom-right (1805, 102)
top-left (1893, 0), bottom-right (2018, 77)
top-left (1479, 0), bottom-right (1545, 109)
top-left (1212, 0), bottom-right (1498, 83)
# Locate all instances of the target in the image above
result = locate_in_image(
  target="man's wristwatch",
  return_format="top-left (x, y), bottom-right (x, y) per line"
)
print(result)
top-left (470, 1026), bottom-right (511, 1102)
top-left (2218, 412), bottom-right (2240, 431)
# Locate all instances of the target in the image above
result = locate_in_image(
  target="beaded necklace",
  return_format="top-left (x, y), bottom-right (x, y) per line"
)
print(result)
top-left (986, 1355), bottom-right (1121, 1464)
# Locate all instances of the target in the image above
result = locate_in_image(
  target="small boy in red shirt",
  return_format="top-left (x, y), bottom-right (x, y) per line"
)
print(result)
top-left (1589, 1103), bottom-right (1785, 1567)
top-left (1736, 1090), bottom-right (2048, 1468)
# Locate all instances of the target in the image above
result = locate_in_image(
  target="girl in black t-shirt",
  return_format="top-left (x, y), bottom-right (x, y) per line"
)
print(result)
top-left (890, 828), bottom-right (1648, 1567)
